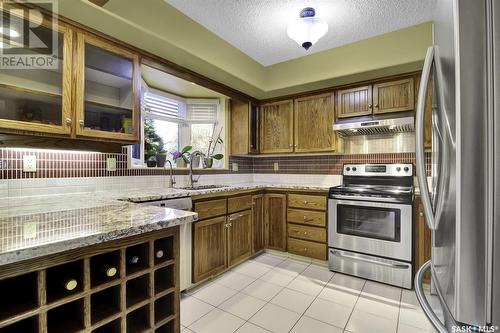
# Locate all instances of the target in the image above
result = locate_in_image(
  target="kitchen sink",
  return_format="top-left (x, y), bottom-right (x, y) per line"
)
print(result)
top-left (178, 185), bottom-right (229, 190)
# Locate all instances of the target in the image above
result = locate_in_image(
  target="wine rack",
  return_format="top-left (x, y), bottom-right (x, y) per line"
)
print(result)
top-left (0, 229), bottom-right (179, 333)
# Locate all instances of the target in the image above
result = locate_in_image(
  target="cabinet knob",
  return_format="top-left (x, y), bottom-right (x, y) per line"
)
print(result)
top-left (374, 103), bottom-right (379, 108)
top-left (303, 232), bottom-right (308, 235)
top-left (79, 120), bottom-right (84, 127)
top-left (368, 104), bottom-right (373, 109)
top-left (294, 144), bottom-right (298, 147)
top-left (419, 212), bottom-right (424, 217)
top-left (303, 248), bottom-right (308, 252)
top-left (65, 118), bottom-right (72, 126)
top-left (289, 144), bottom-right (293, 147)
top-left (303, 201), bottom-right (308, 204)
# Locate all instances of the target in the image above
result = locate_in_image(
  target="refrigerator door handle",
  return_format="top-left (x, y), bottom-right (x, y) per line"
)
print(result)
top-left (415, 261), bottom-right (448, 333)
top-left (416, 46), bottom-right (437, 230)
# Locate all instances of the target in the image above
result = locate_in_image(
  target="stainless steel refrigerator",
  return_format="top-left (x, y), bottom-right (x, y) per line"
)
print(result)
top-left (414, 0), bottom-right (500, 331)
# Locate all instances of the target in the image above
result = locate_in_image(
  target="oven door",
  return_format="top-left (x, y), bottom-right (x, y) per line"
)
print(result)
top-left (328, 198), bottom-right (412, 261)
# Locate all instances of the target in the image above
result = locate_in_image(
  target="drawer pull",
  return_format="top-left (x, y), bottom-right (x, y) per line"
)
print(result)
top-left (303, 232), bottom-right (308, 235)
top-left (303, 201), bottom-right (308, 204)
top-left (303, 247), bottom-right (308, 252)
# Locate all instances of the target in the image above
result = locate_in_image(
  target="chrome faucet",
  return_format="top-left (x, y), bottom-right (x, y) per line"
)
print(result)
top-left (188, 150), bottom-right (205, 188)
top-left (165, 160), bottom-right (176, 188)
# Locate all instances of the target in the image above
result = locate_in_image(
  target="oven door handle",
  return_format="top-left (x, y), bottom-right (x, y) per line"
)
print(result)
top-left (330, 250), bottom-right (409, 269)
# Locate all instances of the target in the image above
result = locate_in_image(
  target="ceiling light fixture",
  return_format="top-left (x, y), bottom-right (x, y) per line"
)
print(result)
top-left (287, 7), bottom-right (328, 50)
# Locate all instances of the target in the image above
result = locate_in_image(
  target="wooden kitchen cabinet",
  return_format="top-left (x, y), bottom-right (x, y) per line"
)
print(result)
top-left (336, 76), bottom-right (415, 119)
top-left (74, 32), bottom-right (141, 142)
top-left (252, 194), bottom-right (265, 253)
top-left (336, 85), bottom-right (373, 118)
top-left (227, 210), bottom-right (253, 266)
top-left (265, 194), bottom-right (287, 251)
top-left (192, 216), bottom-right (227, 283)
top-left (373, 78), bottom-right (415, 114)
top-left (230, 100), bottom-right (259, 155)
top-left (414, 196), bottom-right (432, 282)
top-left (0, 9), bottom-right (74, 136)
top-left (287, 193), bottom-right (328, 260)
top-left (260, 100), bottom-right (294, 153)
top-left (294, 93), bottom-right (336, 152)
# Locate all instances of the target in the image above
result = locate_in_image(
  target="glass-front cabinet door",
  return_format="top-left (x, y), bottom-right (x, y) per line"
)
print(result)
top-left (0, 9), bottom-right (73, 135)
top-left (75, 33), bottom-right (140, 142)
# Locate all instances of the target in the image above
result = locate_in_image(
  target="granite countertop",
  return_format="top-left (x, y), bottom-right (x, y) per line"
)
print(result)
top-left (0, 183), bottom-right (329, 266)
top-left (0, 193), bottom-right (197, 266)
top-left (118, 183), bottom-right (330, 203)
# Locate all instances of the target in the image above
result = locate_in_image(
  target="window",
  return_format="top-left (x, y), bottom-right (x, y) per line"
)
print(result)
top-left (129, 88), bottom-right (225, 168)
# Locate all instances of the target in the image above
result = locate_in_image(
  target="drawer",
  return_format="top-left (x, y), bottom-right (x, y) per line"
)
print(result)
top-left (288, 194), bottom-right (326, 211)
top-left (287, 238), bottom-right (327, 260)
top-left (194, 199), bottom-right (227, 220)
top-left (287, 209), bottom-right (326, 227)
top-left (228, 195), bottom-right (253, 214)
top-left (288, 224), bottom-right (326, 243)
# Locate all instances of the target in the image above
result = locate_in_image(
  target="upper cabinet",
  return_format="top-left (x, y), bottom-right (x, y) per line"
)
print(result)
top-left (257, 94), bottom-right (337, 154)
top-left (372, 78), bottom-right (414, 114)
top-left (230, 100), bottom-right (259, 155)
top-left (336, 85), bottom-right (372, 118)
top-left (0, 7), bottom-right (141, 144)
top-left (336, 77), bottom-right (415, 119)
top-left (294, 93), bottom-right (336, 152)
top-left (0, 12), bottom-right (73, 136)
top-left (75, 33), bottom-right (140, 142)
top-left (260, 100), bottom-right (294, 154)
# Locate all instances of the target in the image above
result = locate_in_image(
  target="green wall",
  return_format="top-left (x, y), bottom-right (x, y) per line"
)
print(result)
top-left (58, 0), bottom-right (432, 99)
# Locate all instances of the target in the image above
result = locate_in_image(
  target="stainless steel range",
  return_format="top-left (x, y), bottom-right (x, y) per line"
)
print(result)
top-left (328, 163), bottom-right (414, 289)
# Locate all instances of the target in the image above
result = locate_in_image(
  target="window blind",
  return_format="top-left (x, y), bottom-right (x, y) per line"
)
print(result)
top-left (186, 100), bottom-right (219, 123)
top-left (143, 91), bottom-right (185, 122)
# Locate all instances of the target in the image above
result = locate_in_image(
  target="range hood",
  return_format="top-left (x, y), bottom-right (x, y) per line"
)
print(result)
top-left (333, 115), bottom-right (415, 136)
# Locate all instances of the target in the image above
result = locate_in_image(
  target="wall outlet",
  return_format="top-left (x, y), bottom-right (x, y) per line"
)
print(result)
top-left (106, 158), bottom-right (117, 172)
top-left (23, 155), bottom-right (37, 172)
top-left (273, 162), bottom-right (279, 171)
top-left (23, 222), bottom-right (37, 239)
top-left (232, 163), bottom-right (239, 172)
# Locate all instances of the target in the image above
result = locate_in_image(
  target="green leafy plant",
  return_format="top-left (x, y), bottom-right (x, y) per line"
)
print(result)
top-left (144, 119), bottom-right (164, 162)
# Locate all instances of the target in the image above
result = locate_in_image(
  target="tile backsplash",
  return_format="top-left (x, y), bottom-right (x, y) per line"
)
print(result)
top-left (0, 147), bottom-right (431, 180)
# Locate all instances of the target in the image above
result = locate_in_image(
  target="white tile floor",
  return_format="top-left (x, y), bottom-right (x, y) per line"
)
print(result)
top-left (181, 253), bottom-right (437, 333)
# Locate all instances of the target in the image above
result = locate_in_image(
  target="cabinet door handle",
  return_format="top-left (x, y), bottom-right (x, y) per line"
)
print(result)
top-left (65, 118), bottom-right (72, 126)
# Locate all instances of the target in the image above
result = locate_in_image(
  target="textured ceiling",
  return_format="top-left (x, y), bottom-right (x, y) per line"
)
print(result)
top-left (165, 0), bottom-right (436, 66)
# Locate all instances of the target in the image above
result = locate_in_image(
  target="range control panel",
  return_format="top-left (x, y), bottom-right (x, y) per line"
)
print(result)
top-left (343, 164), bottom-right (413, 177)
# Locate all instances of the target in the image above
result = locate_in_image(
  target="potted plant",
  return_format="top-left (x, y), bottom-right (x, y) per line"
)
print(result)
top-left (204, 128), bottom-right (224, 168)
top-left (146, 156), bottom-right (157, 167)
top-left (170, 145), bottom-right (192, 168)
top-left (156, 150), bottom-right (167, 168)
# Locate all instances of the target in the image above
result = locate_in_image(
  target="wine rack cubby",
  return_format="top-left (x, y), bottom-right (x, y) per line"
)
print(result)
top-left (0, 228), bottom-right (179, 333)
top-left (126, 304), bottom-right (150, 333)
top-left (90, 250), bottom-right (121, 287)
top-left (46, 260), bottom-right (84, 303)
top-left (0, 272), bottom-right (38, 322)
top-left (0, 315), bottom-right (38, 333)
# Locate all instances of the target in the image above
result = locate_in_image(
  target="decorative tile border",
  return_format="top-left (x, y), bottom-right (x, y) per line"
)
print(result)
top-left (0, 148), bottom-right (431, 180)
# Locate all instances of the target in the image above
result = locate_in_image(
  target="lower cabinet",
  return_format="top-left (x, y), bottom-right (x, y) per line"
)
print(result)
top-left (265, 194), bottom-right (287, 251)
top-left (227, 209), bottom-right (253, 266)
top-left (287, 193), bottom-right (328, 260)
top-left (192, 216), bottom-right (227, 283)
top-left (252, 194), bottom-right (265, 253)
top-left (414, 196), bottom-right (432, 282)
top-left (192, 195), bottom-right (254, 283)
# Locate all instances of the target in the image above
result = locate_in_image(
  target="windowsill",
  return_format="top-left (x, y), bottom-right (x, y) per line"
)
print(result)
top-left (129, 166), bottom-right (229, 171)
